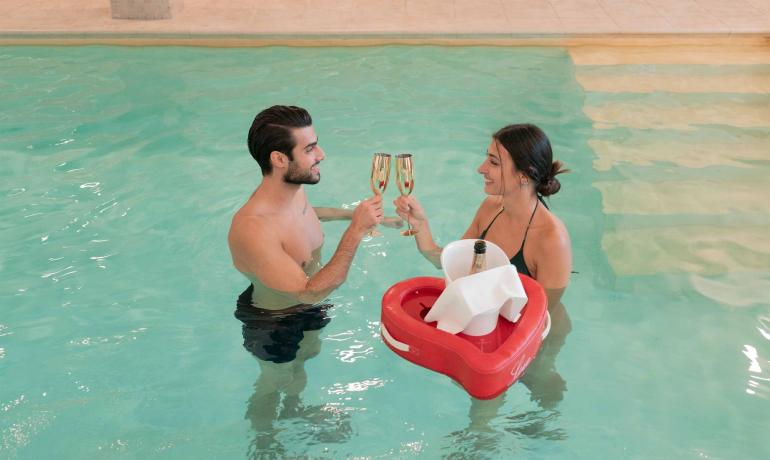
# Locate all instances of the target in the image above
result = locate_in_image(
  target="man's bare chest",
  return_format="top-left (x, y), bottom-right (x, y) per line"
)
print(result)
top-left (279, 211), bottom-right (324, 265)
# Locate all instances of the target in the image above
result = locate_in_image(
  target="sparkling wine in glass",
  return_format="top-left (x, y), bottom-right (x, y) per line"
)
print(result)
top-left (368, 153), bottom-right (391, 237)
top-left (396, 153), bottom-right (418, 236)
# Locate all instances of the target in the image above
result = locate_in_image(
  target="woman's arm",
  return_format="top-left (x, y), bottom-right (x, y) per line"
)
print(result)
top-left (393, 196), bottom-right (442, 268)
top-left (394, 196), bottom-right (492, 269)
top-left (534, 224), bottom-right (572, 307)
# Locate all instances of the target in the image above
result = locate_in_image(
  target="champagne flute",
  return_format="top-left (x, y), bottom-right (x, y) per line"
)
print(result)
top-left (368, 153), bottom-right (391, 237)
top-left (395, 153), bottom-right (418, 236)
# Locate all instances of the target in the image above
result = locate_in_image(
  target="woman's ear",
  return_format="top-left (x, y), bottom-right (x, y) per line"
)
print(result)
top-left (270, 150), bottom-right (288, 170)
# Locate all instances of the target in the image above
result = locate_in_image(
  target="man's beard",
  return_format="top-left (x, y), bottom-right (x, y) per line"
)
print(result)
top-left (283, 161), bottom-right (320, 185)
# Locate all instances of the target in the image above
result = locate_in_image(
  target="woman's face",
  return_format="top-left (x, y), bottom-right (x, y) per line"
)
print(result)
top-left (478, 139), bottom-right (519, 196)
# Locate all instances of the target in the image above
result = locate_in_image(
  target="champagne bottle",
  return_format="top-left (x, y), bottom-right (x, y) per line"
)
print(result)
top-left (469, 240), bottom-right (487, 275)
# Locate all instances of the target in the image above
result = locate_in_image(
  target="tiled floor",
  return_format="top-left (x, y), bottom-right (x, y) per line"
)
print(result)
top-left (0, 0), bottom-right (769, 38)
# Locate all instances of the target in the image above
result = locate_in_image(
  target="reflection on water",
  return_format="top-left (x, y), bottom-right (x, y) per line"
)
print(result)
top-left (519, 301), bottom-right (571, 410)
top-left (445, 301), bottom-right (571, 455)
top-left (743, 316), bottom-right (770, 401)
top-left (233, 287), bottom-right (351, 458)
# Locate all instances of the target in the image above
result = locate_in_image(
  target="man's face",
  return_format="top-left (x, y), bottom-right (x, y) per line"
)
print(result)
top-left (284, 126), bottom-right (325, 185)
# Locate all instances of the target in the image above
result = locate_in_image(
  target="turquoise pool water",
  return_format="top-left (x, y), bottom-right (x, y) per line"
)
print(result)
top-left (1, 46), bottom-right (768, 459)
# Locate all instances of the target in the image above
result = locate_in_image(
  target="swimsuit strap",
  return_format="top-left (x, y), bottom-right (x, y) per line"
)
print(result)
top-left (517, 199), bottom-right (539, 252)
top-left (479, 207), bottom-right (505, 239)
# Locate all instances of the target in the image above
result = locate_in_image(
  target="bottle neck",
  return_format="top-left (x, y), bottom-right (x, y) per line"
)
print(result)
top-left (470, 251), bottom-right (486, 273)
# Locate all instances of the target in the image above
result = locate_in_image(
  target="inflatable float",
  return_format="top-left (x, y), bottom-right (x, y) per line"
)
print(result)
top-left (380, 274), bottom-right (550, 400)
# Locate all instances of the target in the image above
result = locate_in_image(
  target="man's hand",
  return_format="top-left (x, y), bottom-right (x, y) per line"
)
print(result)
top-left (350, 195), bottom-right (384, 236)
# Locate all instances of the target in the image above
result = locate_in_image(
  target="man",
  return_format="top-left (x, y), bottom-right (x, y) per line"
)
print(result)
top-left (229, 105), bottom-right (396, 446)
top-left (229, 105), bottom-right (385, 306)
top-left (229, 104), bottom-right (398, 362)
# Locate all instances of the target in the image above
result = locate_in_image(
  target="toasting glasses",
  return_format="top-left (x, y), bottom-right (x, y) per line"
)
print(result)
top-left (368, 153), bottom-right (391, 237)
top-left (395, 153), bottom-right (418, 236)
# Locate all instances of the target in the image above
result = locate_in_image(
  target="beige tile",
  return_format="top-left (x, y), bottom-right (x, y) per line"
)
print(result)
top-left (549, 0), bottom-right (609, 19)
top-left (500, 0), bottom-right (557, 20)
top-left (569, 45), bottom-right (770, 65)
top-left (588, 138), bottom-right (770, 171)
top-left (407, 0), bottom-right (453, 17)
top-left (602, 225), bottom-right (770, 276)
top-left (507, 17), bottom-right (563, 33)
top-left (265, 10), bottom-right (355, 34)
top-left (454, 11), bottom-right (511, 33)
top-left (745, 0), bottom-right (770, 12)
top-left (718, 15), bottom-right (770, 33)
top-left (559, 16), bottom-right (620, 33)
top-left (404, 0), bottom-right (454, 31)
top-left (176, 7), bottom-right (256, 23)
top-left (664, 15), bottom-right (727, 33)
top-left (0, 0), bottom-right (767, 36)
top-left (644, 0), bottom-right (711, 16)
top-left (594, 180), bottom-right (770, 215)
top-left (402, 18), bottom-right (455, 34)
top-left (584, 100), bottom-right (770, 130)
top-left (690, 273), bottom-right (770, 308)
top-left (344, 9), bottom-right (407, 33)
top-left (355, 0), bottom-right (407, 13)
top-left (576, 70), bottom-right (770, 93)
top-left (609, 15), bottom-right (673, 33)
top-left (599, 0), bottom-right (659, 17)
top-left (454, 0), bottom-right (510, 32)
top-left (306, 0), bottom-right (355, 12)
top-left (454, 0), bottom-right (506, 15)
top-left (695, 0), bottom-right (764, 17)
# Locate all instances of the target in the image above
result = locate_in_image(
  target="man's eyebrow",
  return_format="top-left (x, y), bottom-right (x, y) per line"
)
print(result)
top-left (304, 138), bottom-right (319, 150)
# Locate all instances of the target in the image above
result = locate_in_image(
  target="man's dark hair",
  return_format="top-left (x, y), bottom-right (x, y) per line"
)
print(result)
top-left (247, 105), bottom-right (312, 175)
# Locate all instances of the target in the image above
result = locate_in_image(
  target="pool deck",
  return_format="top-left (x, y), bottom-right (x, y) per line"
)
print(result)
top-left (1, 0), bottom-right (769, 46)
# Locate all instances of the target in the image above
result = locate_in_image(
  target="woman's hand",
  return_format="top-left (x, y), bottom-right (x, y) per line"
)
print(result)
top-left (393, 195), bottom-right (427, 224)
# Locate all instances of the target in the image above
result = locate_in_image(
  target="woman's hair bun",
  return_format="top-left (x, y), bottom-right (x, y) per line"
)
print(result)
top-left (537, 160), bottom-right (569, 197)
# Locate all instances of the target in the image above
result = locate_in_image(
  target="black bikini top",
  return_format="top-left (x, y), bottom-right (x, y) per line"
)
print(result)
top-left (478, 198), bottom-right (542, 277)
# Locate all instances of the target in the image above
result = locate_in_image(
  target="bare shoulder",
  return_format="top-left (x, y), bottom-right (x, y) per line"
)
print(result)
top-left (481, 195), bottom-right (503, 212)
top-left (536, 211), bottom-right (571, 255)
top-left (476, 195), bottom-right (503, 220)
top-left (228, 208), bottom-right (279, 251)
top-left (463, 195), bottom-right (503, 239)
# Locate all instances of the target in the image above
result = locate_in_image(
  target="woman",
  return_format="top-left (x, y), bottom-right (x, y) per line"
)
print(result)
top-left (394, 123), bottom-right (572, 307)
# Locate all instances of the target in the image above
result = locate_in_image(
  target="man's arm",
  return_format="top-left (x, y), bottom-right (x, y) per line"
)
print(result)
top-left (314, 207), bottom-right (353, 222)
top-left (315, 206), bottom-right (403, 228)
top-left (233, 197), bottom-right (382, 305)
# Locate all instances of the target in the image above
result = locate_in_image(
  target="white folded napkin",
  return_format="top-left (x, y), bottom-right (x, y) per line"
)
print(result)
top-left (424, 264), bottom-right (527, 336)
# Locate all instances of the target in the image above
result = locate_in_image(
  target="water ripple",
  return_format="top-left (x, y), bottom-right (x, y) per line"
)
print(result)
top-left (326, 378), bottom-right (386, 395)
top-left (743, 318), bottom-right (770, 400)
top-left (1, 410), bottom-right (54, 454)
top-left (1, 394), bottom-right (25, 413)
top-left (69, 327), bottom-right (147, 347)
top-left (758, 315), bottom-right (770, 341)
top-left (336, 340), bottom-right (374, 363)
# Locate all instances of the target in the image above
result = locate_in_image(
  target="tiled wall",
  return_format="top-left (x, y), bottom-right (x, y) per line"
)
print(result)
top-left (111, 0), bottom-right (171, 20)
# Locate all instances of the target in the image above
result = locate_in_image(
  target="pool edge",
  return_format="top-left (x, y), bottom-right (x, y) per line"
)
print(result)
top-left (1, 32), bottom-right (769, 47)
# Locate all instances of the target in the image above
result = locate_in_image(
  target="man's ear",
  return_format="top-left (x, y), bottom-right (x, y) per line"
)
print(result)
top-left (270, 151), bottom-right (288, 170)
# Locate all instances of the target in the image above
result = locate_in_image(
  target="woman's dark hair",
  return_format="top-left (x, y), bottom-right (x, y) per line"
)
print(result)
top-left (247, 105), bottom-right (312, 175)
top-left (493, 124), bottom-right (569, 197)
